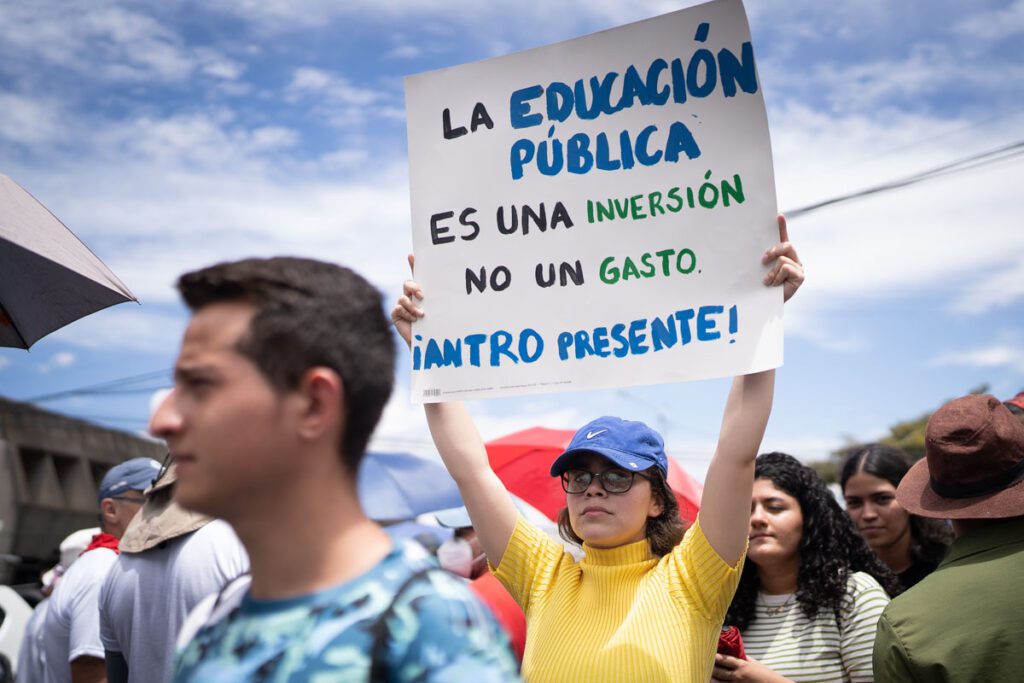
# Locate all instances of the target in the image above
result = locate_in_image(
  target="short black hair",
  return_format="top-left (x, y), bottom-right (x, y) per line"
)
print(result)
top-left (177, 257), bottom-right (394, 473)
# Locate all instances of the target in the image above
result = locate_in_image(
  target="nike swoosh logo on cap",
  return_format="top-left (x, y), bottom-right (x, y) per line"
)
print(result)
top-left (586, 429), bottom-right (607, 439)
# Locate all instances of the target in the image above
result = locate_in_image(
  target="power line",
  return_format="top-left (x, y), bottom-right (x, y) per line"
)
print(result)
top-left (785, 139), bottom-right (1024, 219)
top-left (25, 369), bottom-right (172, 403)
top-left (60, 413), bottom-right (151, 426)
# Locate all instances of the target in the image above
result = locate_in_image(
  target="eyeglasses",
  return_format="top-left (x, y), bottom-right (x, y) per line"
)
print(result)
top-left (110, 495), bottom-right (147, 505)
top-left (560, 468), bottom-right (644, 494)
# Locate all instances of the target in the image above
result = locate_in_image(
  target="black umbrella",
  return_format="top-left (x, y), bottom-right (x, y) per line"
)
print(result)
top-left (0, 174), bottom-right (136, 349)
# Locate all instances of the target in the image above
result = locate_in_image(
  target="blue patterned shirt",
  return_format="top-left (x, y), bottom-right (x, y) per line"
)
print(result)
top-left (173, 538), bottom-right (519, 682)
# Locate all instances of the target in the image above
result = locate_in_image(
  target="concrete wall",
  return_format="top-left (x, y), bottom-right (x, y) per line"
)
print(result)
top-left (0, 436), bottom-right (16, 567)
top-left (0, 397), bottom-right (165, 582)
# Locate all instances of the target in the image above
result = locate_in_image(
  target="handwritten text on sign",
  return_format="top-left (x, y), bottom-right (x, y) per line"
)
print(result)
top-left (404, 0), bottom-right (782, 402)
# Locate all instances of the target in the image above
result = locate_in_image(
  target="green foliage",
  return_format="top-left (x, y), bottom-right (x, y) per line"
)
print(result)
top-left (809, 459), bottom-right (838, 484)
top-left (879, 413), bottom-right (930, 461)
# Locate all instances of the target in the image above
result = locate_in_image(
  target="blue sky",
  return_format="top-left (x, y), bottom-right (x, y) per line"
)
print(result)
top-left (1, 0), bottom-right (1022, 478)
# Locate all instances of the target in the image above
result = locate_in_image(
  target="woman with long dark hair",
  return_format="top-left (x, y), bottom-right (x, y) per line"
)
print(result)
top-left (840, 444), bottom-right (951, 589)
top-left (713, 452), bottom-right (899, 683)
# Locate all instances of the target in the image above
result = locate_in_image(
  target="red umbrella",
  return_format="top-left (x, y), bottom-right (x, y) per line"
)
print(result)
top-left (485, 427), bottom-right (702, 524)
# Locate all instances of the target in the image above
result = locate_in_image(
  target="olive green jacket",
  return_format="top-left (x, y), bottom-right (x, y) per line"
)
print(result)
top-left (873, 517), bottom-right (1024, 682)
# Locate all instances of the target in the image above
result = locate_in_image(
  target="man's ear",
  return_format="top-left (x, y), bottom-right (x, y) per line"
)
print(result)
top-left (99, 498), bottom-right (118, 527)
top-left (295, 367), bottom-right (345, 441)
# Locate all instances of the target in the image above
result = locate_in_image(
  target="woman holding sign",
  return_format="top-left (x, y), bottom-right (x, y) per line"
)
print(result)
top-left (392, 216), bottom-right (802, 683)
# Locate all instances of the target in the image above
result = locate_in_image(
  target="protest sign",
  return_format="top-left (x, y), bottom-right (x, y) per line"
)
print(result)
top-left (404, 0), bottom-right (781, 403)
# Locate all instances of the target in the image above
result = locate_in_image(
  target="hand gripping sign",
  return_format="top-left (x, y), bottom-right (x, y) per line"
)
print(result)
top-left (404, 0), bottom-right (781, 403)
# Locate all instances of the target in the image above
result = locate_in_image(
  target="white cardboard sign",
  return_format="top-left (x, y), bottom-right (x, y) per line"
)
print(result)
top-left (404, 0), bottom-right (781, 403)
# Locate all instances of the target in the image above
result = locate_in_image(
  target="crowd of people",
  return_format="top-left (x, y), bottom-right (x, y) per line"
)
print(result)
top-left (12, 216), bottom-right (1024, 682)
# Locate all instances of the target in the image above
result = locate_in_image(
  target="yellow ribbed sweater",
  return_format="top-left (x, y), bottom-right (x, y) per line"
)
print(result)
top-left (494, 515), bottom-right (742, 683)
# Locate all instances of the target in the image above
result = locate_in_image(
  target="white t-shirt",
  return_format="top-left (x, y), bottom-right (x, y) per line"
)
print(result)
top-left (41, 546), bottom-right (119, 683)
top-left (99, 519), bottom-right (249, 683)
top-left (16, 597), bottom-right (49, 683)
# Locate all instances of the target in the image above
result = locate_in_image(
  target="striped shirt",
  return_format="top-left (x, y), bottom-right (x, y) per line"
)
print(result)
top-left (493, 514), bottom-right (742, 683)
top-left (740, 572), bottom-right (889, 683)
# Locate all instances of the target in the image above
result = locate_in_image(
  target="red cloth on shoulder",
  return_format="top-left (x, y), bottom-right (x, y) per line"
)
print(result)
top-left (83, 532), bottom-right (120, 555)
top-left (470, 571), bottom-right (526, 663)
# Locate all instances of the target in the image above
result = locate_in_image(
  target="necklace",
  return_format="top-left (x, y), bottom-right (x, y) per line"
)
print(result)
top-left (759, 595), bottom-right (795, 616)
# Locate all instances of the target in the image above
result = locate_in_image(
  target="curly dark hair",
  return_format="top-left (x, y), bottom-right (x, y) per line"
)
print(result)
top-left (557, 468), bottom-right (688, 557)
top-left (839, 444), bottom-right (952, 569)
top-left (725, 452), bottom-right (901, 631)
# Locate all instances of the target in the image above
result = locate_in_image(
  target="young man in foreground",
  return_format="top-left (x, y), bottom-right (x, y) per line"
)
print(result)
top-left (151, 257), bottom-right (517, 681)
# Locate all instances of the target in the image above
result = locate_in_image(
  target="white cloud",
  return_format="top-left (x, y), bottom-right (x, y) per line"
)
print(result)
top-left (769, 103), bottom-right (1024, 325)
top-left (53, 351), bottom-right (76, 367)
top-left (46, 306), bottom-right (187, 353)
top-left (0, 92), bottom-right (65, 146)
top-left (762, 433), bottom-right (847, 465)
top-left (5, 106), bottom-right (398, 283)
top-left (284, 67), bottom-right (390, 128)
top-left (0, 357), bottom-right (11, 371)
top-left (387, 44), bottom-right (423, 60)
top-left (197, 51), bottom-right (246, 81)
top-left (286, 68), bottom-right (381, 106)
top-left (783, 305), bottom-right (868, 353)
top-left (87, 164), bottom-right (413, 307)
top-left (248, 126), bottom-right (301, 152)
top-left (2, 95), bottom-right (415, 312)
top-left (472, 403), bottom-right (587, 444)
top-left (370, 383), bottom-right (587, 460)
top-left (950, 258), bottom-right (1024, 314)
top-left (930, 344), bottom-right (1024, 374)
top-left (89, 8), bottom-right (193, 81)
top-left (287, 68), bottom-right (333, 93)
top-left (805, 45), bottom-right (1024, 113)
top-left (202, 0), bottom-right (682, 36)
top-left (320, 148), bottom-right (372, 170)
top-left (954, 0), bottom-right (1024, 41)
top-left (88, 112), bottom-right (299, 168)
top-left (751, 1), bottom-right (1024, 130)
top-left (36, 350), bottom-right (77, 374)
top-left (0, 2), bottom-right (237, 86)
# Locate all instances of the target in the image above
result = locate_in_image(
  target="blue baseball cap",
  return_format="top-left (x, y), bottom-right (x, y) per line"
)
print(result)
top-left (549, 416), bottom-right (668, 478)
top-left (98, 457), bottom-right (162, 504)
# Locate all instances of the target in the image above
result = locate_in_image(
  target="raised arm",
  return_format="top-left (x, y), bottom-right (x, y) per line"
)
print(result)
top-left (392, 268), bottom-right (519, 567)
top-left (701, 370), bottom-right (775, 566)
top-left (699, 215), bottom-right (803, 566)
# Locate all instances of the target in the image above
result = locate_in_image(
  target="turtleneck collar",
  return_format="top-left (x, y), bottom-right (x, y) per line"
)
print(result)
top-left (581, 537), bottom-right (655, 566)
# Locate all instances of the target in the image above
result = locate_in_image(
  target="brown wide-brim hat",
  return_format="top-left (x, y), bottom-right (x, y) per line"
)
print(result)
top-left (898, 394), bottom-right (1024, 519)
top-left (119, 462), bottom-right (212, 553)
